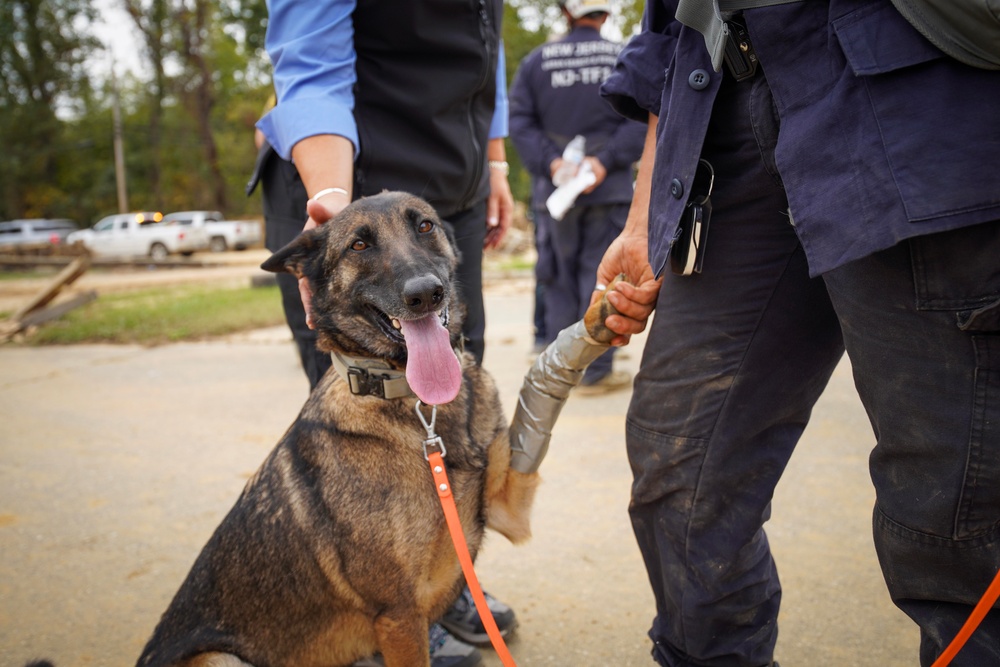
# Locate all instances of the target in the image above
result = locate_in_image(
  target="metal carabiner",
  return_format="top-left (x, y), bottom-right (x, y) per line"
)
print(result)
top-left (415, 400), bottom-right (447, 459)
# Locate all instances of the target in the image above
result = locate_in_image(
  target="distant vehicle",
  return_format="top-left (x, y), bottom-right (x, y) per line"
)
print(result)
top-left (0, 218), bottom-right (79, 249)
top-left (161, 210), bottom-right (262, 252)
top-left (67, 211), bottom-right (209, 260)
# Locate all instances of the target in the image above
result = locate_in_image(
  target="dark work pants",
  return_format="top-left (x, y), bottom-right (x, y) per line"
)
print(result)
top-left (261, 155), bottom-right (489, 391)
top-left (261, 153), bottom-right (332, 390)
top-left (628, 67), bottom-right (1000, 666)
top-left (532, 209), bottom-right (552, 346)
top-left (824, 224), bottom-right (1000, 667)
top-left (445, 201), bottom-right (488, 366)
top-left (538, 202), bottom-right (628, 382)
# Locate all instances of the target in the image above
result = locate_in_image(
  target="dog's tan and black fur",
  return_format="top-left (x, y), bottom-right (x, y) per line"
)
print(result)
top-left (136, 192), bottom-right (539, 667)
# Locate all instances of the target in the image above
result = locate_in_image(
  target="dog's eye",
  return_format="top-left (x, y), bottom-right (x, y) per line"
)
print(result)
top-left (417, 219), bottom-right (434, 234)
top-left (351, 240), bottom-right (368, 252)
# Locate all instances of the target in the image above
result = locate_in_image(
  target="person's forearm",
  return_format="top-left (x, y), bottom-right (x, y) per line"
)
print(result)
top-left (291, 134), bottom-right (355, 204)
top-left (487, 137), bottom-right (506, 163)
top-left (624, 114), bottom-right (658, 236)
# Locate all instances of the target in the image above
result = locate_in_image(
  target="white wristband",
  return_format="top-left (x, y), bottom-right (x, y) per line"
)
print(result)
top-left (309, 187), bottom-right (350, 203)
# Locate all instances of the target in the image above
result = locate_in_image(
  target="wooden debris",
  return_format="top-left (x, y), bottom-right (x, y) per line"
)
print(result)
top-left (1, 255), bottom-right (94, 342)
top-left (18, 290), bottom-right (98, 329)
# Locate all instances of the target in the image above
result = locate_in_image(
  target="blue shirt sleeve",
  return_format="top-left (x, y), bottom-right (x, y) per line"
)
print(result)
top-left (489, 42), bottom-right (508, 140)
top-left (256, 0), bottom-right (359, 160)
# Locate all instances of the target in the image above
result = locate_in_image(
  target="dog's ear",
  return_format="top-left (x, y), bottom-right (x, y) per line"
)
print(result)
top-left (260, 228), bottom-right (325, 279)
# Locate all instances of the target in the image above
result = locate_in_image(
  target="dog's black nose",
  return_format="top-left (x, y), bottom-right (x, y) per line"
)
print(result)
top-left (402, 275), bottom-right (445, 313)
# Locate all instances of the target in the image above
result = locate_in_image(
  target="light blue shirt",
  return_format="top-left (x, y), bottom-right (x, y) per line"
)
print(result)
top-left (257, 0), bottom-right (509, 161)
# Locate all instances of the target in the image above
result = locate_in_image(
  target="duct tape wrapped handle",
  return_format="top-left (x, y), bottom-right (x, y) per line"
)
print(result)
top-left (508, 274), bottom-right (631, 474)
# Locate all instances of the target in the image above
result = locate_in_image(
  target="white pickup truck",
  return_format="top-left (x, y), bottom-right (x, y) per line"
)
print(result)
top-left (67, 212), bottom-right (209, 260)
top-left (161, 210), bottom-right (262, 253)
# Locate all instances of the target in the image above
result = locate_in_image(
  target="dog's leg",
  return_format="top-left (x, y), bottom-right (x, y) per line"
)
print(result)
top-left (484, 431), bottom-right (541, 544)
top-left (486, 468), bottom-right (541, 543)
top-left (374, 611), bottom-right (430, 667)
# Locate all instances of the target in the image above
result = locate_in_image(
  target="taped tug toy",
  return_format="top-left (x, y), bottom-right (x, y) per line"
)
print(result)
top-left (509, 274), bottom-right (628, 474)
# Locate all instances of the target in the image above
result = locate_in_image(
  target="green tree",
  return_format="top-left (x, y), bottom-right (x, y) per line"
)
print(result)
top-left (123, 0), bottom-right (169, 208)
top-left (218, 0), bottom-right (267, 62)
top-left (173, 0), bottom-right (229, 210)
top-left (0, 0), bottom-right (99, 220)
top-left (502, 1), bottom-right (549, 205)
top-left (56, 81), bottom-right (120, 222)
top-left (118, 0), bottom-right (269, 217)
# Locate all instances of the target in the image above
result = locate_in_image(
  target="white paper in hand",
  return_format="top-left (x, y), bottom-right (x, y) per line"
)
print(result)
top-left (545, 162), bottom-right (596, 220)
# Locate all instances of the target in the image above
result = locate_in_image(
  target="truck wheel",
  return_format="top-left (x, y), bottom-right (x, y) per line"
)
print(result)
top-left (149, 243), bottom-right (169, 260)
top-left (209, 236), bottom-right (228, 253)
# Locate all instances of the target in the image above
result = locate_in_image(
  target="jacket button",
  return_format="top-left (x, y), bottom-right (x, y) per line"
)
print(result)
top-left (688, 69), bottom-right (710, 90)
top-left (670, 178), bottom-right (684, 199)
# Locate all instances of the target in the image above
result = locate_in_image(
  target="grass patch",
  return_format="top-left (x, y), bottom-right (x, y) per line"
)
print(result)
top-left (498, 255), bottom-right (535, 272)
top-left (485, 252), bottom-right (535, 273)
top-left (0, 269), bottom-right (60, 281)
top-left (25, 284), bottom-right (285, 345)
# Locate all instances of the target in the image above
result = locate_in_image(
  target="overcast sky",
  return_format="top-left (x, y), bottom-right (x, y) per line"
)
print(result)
top-left (91, 0), bottom-right (146, 78)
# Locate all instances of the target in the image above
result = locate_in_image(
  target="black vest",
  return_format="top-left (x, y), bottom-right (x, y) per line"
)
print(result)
top-left (351, 0), bottom-right (501, 217)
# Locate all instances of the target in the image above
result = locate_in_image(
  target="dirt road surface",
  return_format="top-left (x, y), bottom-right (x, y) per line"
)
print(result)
top-left (0, 252), bottom-right (919, 666)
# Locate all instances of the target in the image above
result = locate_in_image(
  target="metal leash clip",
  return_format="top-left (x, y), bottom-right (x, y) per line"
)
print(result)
top-left (415, 400), bottom-right (447, 459)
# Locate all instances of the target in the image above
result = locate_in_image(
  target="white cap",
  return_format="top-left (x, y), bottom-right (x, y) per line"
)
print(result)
top-left (561, 0), bottom-right (612, 19)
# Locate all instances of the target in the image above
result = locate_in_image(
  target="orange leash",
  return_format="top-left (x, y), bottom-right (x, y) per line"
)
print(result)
top-left (416, 400), bottom-right (517, 667)
top-left (930, 566), bottom-right (1000, 667)
top-left (428, 451), bottom-right (518, 667)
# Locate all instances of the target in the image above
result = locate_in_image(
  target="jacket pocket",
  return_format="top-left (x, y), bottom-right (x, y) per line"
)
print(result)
top-left (833, 1), bottom-right (943, 75)
top-left (832, 2), bottom-right (1000, 224)
top-left (909, 222), bottom-right (1000, 312)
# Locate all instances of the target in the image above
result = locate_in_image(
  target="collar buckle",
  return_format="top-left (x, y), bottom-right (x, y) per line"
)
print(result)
top-left (346, 366), bottom-right (388, 398)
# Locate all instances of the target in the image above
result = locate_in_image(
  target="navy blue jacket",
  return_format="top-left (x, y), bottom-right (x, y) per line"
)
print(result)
top-left (510, 27), bottom-right (646, 210)
top-left (602, 0), bottom-right (1000, 277)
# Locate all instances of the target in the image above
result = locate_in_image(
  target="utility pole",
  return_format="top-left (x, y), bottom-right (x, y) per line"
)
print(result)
top-left (111, 65), bottom-right (129, 214)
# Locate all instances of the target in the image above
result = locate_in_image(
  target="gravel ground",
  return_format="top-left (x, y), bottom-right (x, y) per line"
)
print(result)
top-left (0, 252), bottom-right (919, 666)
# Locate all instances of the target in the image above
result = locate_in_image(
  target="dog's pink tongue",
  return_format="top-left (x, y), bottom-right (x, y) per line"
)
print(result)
top-left (399, 314), bottom-right (462, 405)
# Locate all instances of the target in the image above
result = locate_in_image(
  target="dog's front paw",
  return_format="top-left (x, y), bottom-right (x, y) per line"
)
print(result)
top-left (486, 469), bottom-right (540, 544)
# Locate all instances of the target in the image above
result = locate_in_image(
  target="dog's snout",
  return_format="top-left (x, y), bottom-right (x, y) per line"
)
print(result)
top-left (402, 275), bottom-right (445, 313)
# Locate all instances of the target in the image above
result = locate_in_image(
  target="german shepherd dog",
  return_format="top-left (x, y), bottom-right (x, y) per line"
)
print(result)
top-left (135, 192), bottom-right (540, 667)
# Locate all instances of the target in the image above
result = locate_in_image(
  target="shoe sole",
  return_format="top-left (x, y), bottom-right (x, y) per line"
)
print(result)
top-left (439, 619), bottom-right (517, 646)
